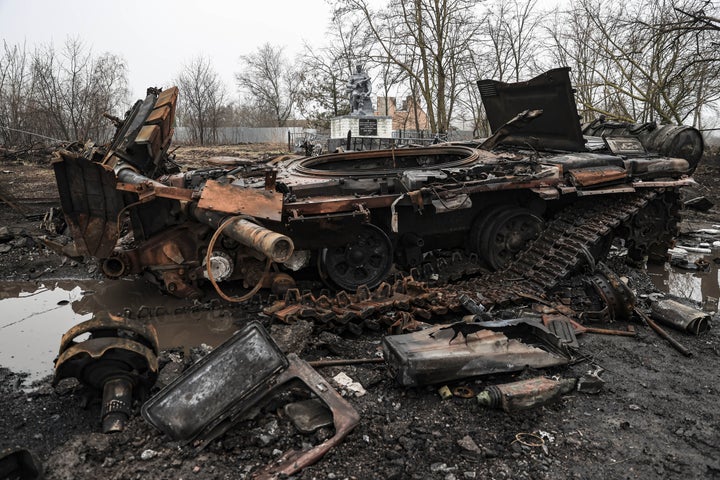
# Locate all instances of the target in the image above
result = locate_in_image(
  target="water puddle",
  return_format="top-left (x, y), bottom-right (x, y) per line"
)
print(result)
top-left (647, 254), bottom-right (720, 311)
top-left (0, 282), bottom-right (91, 384)
top-left (0, 278), bottom-right (239, 384)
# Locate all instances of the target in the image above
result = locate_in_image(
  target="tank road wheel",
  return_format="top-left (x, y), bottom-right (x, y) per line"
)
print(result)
top-left (474, 206), bottom-right (544, 270)
top-left (318, 224), bottom-right (393, 291)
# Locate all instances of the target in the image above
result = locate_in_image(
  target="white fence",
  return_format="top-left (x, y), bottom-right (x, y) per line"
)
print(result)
top-left (173, 126), bottom-right (306, 144)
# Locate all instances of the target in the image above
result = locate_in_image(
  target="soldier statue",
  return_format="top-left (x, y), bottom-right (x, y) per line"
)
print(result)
top-left (346, 64), bottom-right (373, 116)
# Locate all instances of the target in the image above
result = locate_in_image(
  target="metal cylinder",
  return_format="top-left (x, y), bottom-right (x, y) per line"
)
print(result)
top-left (642, 125), bottom-right (704, 171)
top-left (582, 121), bottom-right (704, 171)
top-left (101, 377), bottom-right (134, 433)
top-left (650, 299), bottom-right (711, 335)
top-left (191, 207), bottom-right (294, 263)
top-left (116, 167), bottom-right (169, 189)
top-left (226, 218), bottom-right (294, 263)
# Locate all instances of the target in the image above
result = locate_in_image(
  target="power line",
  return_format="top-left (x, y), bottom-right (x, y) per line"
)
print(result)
top-left (1, 127), bottom-right (67, 144)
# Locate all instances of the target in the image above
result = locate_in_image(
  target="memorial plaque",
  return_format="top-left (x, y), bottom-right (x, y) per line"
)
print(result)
top-left (358, 118), bottom-right (378, 136)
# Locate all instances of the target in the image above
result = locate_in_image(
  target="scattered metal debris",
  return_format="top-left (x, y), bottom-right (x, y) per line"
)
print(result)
top-left (141, 322), bottom-right (359, 479)
top-left (576, 367), bottom-right (606, 394)
top-left (53, 312), bottom-right (159, 433)
top-left (634, 307), bottom-right (693, 357)
top-left (283, 398), bottom-right (334, 434)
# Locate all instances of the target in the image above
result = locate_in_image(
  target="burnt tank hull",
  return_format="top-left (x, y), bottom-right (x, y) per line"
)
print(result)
top-left (51, 69), bottom-right (700, 297)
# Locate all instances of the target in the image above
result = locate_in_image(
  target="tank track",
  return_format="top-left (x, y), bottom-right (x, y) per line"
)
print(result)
top-left (259, 189), bottom-right (672, 332)
top-left (452, 189), bottom-right (663, 305)
top-left (120, 189), bottom-right (678, 335)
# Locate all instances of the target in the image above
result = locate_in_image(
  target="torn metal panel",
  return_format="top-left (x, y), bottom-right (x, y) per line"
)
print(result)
top-left (382, 319), bottom-right (573, 387)
top-left (198, 179), bottom-right (283, 220)
top-left (51, 151), bottom-right (125, 258)
top-left (477, 67), bottom-right (586, 151)
top-left (142, 322), bottom-right (359, 478)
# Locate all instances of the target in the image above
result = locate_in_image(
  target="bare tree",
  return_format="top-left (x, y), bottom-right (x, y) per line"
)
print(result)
top-left (236, 44), bottom-right (302, 127)
top-left (549, 0), bottom-right (720, 127)
top-left (0, 41), bottom-right (32, 146)
top-left (29, 38), bottom-right (128, 143)
top-left (484, 0), bottom-right (542, 83)
top-left (175, 56), bottom-right (226, 145)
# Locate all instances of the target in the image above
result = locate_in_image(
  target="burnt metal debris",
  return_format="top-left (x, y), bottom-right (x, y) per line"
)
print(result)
top-left (53, 313), bottom-right (160, 433)
top-left (141, 321), bottom-right (359, 479)
top-left (650, 298), bottom-right (711, 335)
top-left (383, 318), bottom-right (575, 387)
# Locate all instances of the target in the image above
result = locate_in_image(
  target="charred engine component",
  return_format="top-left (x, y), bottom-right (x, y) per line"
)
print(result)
top-left (142, 322), bottom-right (359, 479)
top-left (54, 313), bottom-right (159, 433)
top-left (190, 207), bottom-right (294, 263)
top-left (582, 119), bottom-right (704, 173)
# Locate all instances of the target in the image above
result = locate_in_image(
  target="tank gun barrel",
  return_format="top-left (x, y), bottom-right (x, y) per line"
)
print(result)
top-left (190, 206), bottom-right (294, 263)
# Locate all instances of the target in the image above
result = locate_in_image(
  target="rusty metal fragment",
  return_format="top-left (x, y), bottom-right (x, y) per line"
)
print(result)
top-left (54, 313), bottom-right (159, 433)
top-left (198, 179), bottom-right (283, 220)
top-left (476, 376), bottom-right (577, 412)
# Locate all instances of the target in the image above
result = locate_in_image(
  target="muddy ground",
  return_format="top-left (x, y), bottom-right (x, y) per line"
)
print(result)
top-left (1, 146), bottom-right (720, 480)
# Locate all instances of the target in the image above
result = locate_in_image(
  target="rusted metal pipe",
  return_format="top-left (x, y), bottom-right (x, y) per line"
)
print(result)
top-left (116, 167), bottom-right (165, 187)
top-left (634, 307), bottom-right (693, 357)
top-left (192, 207), bottom-right (294, 263)
top-left (307, 357), bottom-right (385, 368)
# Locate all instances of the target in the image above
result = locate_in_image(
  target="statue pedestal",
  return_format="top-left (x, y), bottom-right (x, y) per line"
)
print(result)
top-left (330, 115), bottom-right (393, 139)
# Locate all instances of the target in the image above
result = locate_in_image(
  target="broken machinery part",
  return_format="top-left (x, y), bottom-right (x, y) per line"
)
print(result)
top-left (141, 321), bottom-right (359, 479)
top-left (53, 313), bottom-right (159, 433)
top-left (650, 299), bottom-right (711, 335)
top-left (634, 307), bottom-right (693, 357)
top-left (382, 318), bottom-right (573, 387)
top-left (476, 376), bottom-right (577, 412)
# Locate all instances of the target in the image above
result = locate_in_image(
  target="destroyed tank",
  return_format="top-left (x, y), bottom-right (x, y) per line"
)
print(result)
top-left (51, 69), bottom-right (701, 299)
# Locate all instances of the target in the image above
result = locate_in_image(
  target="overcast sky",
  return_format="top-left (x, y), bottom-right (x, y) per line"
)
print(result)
top-left (0, 0), bottom-right (335, 98)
